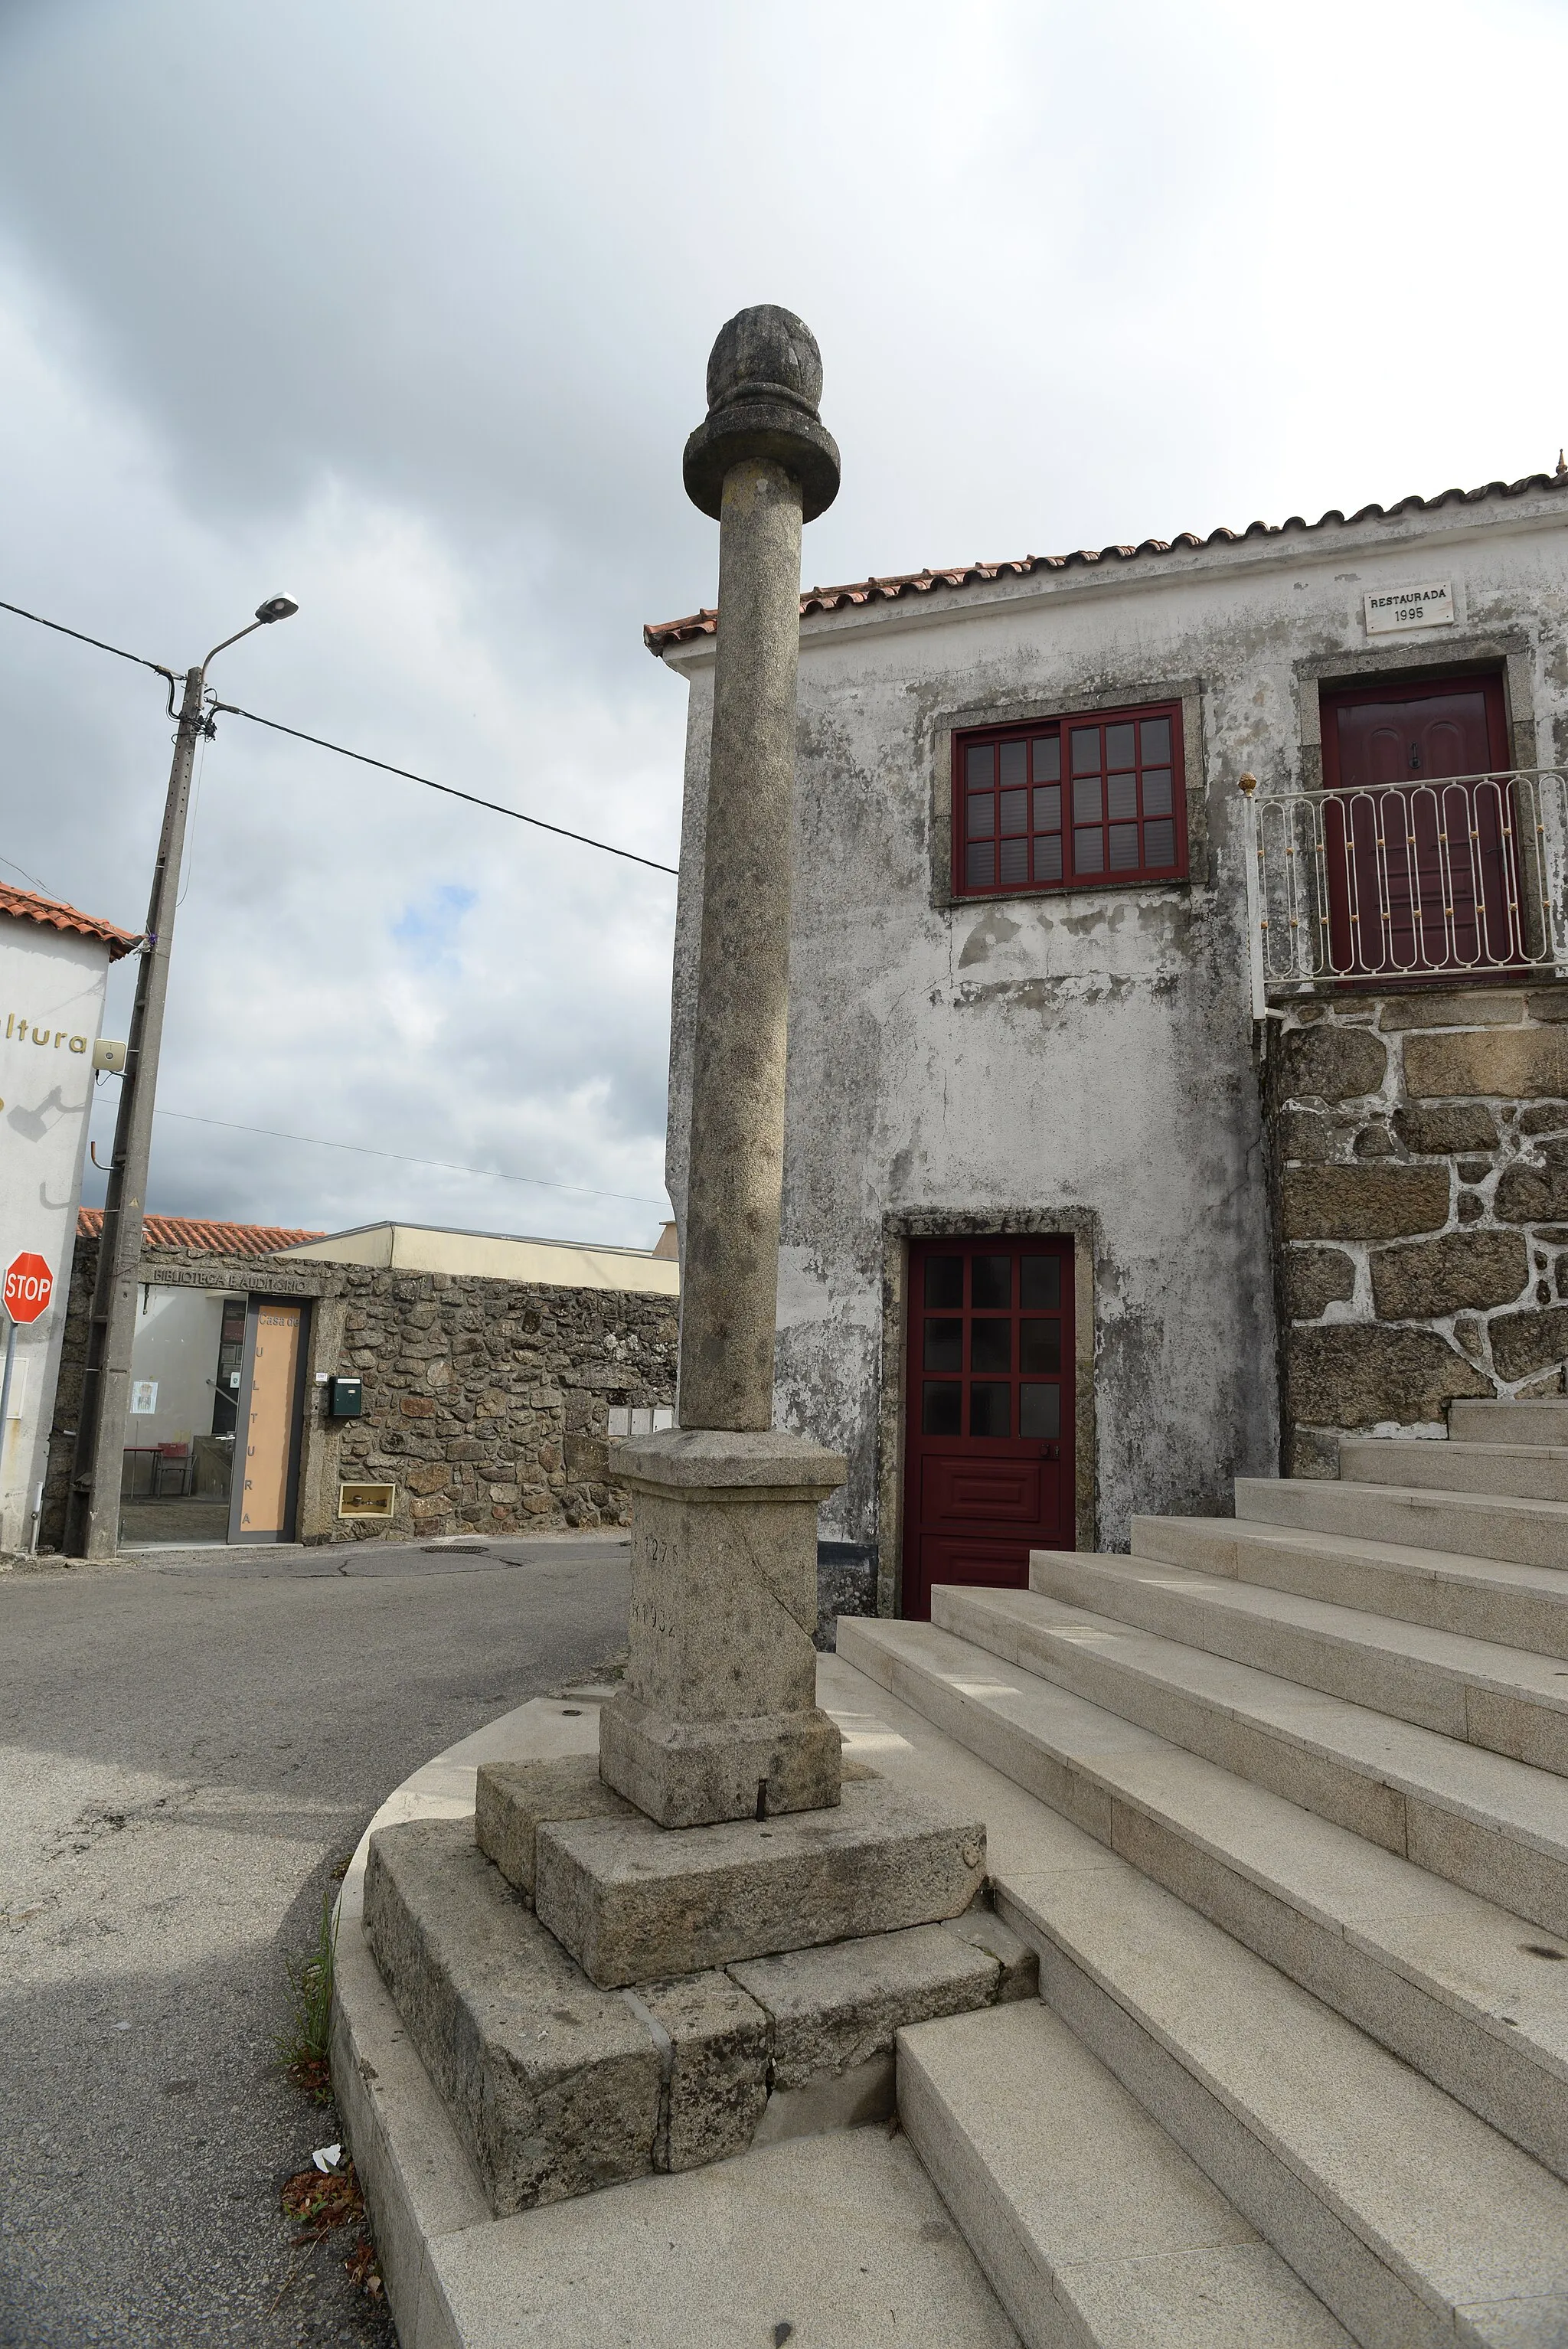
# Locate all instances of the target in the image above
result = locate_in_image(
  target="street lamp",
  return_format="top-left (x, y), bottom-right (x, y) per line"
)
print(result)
top-left (64, 597), bottom-right (299, 1560)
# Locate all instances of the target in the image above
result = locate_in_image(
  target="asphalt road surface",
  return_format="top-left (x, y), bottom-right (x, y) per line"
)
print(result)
top-left (0, 1533), bottom-right (631, 2347)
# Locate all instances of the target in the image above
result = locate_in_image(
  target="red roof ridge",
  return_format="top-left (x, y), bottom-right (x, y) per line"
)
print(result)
top-left (76, 1210), bottom-right (327, 1257)
top-left (0, 881), bottom-right (140, 959)
top-left (644, 469), bottom-right (1568, 653)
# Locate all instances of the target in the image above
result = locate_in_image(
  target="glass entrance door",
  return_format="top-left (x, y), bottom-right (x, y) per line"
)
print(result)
top-left (119, 1286), bottom-right (246, 1547)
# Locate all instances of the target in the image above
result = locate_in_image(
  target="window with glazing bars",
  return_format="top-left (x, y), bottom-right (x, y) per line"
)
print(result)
top-left (955, 701), bottom-right (1187, 897)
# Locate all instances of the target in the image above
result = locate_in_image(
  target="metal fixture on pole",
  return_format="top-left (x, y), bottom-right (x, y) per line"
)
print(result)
top-left (0, 1314), bottom-right (17, 1485)
top-left (62, 596), bottom-right (299, 1560)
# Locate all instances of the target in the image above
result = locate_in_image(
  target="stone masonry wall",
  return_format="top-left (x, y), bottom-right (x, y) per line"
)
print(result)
top-left (38, 1237), bottom-right (678, 1548)
top-left (1270, 984), bottom-right (1568, 1475)
top-left (325, 1263), bottom-right (676, 1540)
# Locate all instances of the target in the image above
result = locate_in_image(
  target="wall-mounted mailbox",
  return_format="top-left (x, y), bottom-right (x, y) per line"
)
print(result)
top-left (328, 1376), bottom-right (363, 1420)
top-left (338, 1481), bottom-right (394, 1520)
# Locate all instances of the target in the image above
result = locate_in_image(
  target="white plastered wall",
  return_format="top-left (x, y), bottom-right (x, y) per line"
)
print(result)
top-left (0, 918), bottom-right (111, 1550)
top-left (658, 485), bottom-right (1568, 1578)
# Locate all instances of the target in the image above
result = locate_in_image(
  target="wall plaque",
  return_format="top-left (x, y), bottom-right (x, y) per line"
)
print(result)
top-left (1364, 582), bottom-right (1455, 635)
top-left (339, 1482), bottom-right (396, 1519)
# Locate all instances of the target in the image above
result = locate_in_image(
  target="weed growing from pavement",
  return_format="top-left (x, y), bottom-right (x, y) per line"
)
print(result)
top-left (276, 1881), bottom-right (388, 2317)
top-left (281, 2161), bottom-right (362, 2242)
top-left (276, 2161), bottom-right (384, 2312)
top-left (277, 1887), bottom-right (338, 2104)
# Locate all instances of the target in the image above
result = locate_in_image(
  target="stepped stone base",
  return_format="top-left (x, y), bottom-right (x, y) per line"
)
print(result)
top-left (730, 1911), bottom-right (1034, 2089)
top-left (526, 1765), bottom-right (987, 1988)
top-left (475, 1746), bottom-right (877, 1906)
top-left (364, 1805), bottom-right (1027, 2217)
top-left (628, 1967), bottom-right (772, 2174)
top-left (475, 1756), bottom-right (630, 1900)
top-left (364, 1818), bottom-right (662, 2216)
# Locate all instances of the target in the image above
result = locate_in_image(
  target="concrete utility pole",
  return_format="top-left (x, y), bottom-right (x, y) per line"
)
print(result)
top-left (64, 598), bottom-right (298, 1560)
top-left (598, 307), bottom-right (847, 1829)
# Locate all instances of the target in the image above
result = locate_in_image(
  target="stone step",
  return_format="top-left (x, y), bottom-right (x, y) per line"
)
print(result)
top-left (364, 1809), bottom-right (1027, 2211)
top-left (1454, 1398), bottom-right (1568, 1446)
top-left (1002, 1844), bottom-right (1568, 2348)
top-left (1131, 1513), bottom-right (1568, 1662)
top-left (530, 1769), bottom-right (986, 1988)
top-left (837, 1614), bottom-right (1568, 2184)
top-left (1341, 1436), bottom-right (1568, 1503)
top-left (897, 2001), bottom-right (1354, 2349)
top-left (1235, 1473), bottom-right (1568, 1571)
top-left (363, 1814), bottom-right (667, 2215)
top-left (733, 1905), bottom-right (1037, 2147)
top-left (1030, 1548), bottom-right (1568, 1775)
top-left (918, 1581), bottom-right (1568, 1944)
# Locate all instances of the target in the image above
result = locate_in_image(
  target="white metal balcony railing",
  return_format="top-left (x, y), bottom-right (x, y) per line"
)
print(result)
top-left (1238, 768), bottom-right (1568, 1017)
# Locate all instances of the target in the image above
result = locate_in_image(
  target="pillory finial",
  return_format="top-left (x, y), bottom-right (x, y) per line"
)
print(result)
top-left (683, 305), bottom-right (841, 523)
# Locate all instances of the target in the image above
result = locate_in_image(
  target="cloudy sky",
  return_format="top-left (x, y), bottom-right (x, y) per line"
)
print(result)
top-left (1, 0), bottom-right (1563, 1250)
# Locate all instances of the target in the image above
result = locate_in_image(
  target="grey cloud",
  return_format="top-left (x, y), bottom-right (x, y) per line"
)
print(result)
top-left (2, 0), bottom-right (1563, 1249)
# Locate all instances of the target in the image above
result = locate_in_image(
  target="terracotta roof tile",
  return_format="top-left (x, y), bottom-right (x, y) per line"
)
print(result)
top-left (77, 1210), bottom-right (325, 1256)
top-left (644, 471), bottom-right (1568, 652)
top-left (0, 881), bottom-right (140, 959)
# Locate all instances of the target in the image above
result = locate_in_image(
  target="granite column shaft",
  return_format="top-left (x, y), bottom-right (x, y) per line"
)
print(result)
top-left (679, 456), bottom-right (804, 1434)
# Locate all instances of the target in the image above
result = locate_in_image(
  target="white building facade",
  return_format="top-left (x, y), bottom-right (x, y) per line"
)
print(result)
top-left (651, 470), bottom-right (1568, 1619)
top-left (0, 884), bottom-right (136, 1552)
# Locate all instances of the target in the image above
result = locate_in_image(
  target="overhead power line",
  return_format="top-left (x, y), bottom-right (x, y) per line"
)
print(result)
top-left (207, 698), bottom-right (679, 875)
top-left (0, 594), bottom-right (175, 684)
top-left (0, 850), bottom-right (61, 898)
top-left (153, 1105), bottom-right (668, 1210)
top-left (0, 593), bottom-right (679, 877)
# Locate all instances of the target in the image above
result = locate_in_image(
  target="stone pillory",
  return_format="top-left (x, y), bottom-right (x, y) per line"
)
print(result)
top-left (597, 306), bottom-right (849, 1829)
top-left (353, 319), bottom-right (1004, 2256)
top-left (676, 305), bottom-right (839, 1436)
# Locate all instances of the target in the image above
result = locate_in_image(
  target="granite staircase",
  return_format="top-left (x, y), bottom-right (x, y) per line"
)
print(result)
top-left (839, 1398), bottom-right (1568, 2349)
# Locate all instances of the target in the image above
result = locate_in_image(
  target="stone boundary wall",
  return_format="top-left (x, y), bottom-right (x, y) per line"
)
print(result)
top-left (1269, 984), bottom-right (1568, 1475)
top-left (38, 1237), bottom-right (678, 1548)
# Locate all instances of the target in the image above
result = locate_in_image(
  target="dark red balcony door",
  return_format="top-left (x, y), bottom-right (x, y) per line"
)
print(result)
top-left (901, 1234), bottom-right (1075, 1620)
top-left (1321, 673), bottom-right (1514, 972)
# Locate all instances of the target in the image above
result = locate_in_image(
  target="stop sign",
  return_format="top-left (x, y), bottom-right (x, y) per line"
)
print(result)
top-left (4, 1253), bottom-right (54, 1323)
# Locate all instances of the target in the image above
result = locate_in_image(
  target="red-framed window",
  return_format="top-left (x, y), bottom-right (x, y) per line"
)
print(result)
top-left (953, 701), bottom-right (1187, 899)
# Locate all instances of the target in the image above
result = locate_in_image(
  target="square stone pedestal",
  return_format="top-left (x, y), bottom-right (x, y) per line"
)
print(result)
top-left (597, 1427), bottom-right (848, 1827)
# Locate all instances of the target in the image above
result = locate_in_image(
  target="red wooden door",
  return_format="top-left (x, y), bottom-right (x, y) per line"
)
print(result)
top-left (1321, 674), bottom-right (1514, 974)
top-left (901, 1234), bottom-right (1075, 1620)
